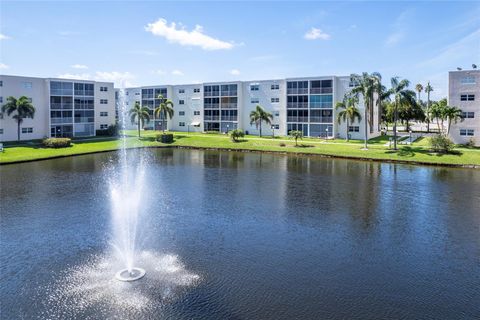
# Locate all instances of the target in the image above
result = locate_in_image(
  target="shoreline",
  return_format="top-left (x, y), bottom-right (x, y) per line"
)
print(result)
top-left (1, 144), bottom-right (478, 169)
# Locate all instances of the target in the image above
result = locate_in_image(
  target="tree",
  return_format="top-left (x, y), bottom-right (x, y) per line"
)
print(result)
top-left (249, 105), bottom-right (273, 137)
top-left (1, 96), bottom-right (35, 141)
top-left (424, 82), bottom-right (433, 132)
top-left (289, 130), bottom-right (303, 146)
top-left (129, 101), bottom-right (150, 138)
top-left (415, 83), bottom-right (423, 102)
top-left (154, 94), bottom-right (174, 133)
top-left (376, 83), bottom-right (391, 132)
top-left (389, 77), bottom-right (417, 150)
top-left (350, 72), bottom-right (382, 149)
top-left (444, 105), bottom-right (463, 135)
top-left (230, 129), bottom-right (245, 142)
top-left (336, 94), bottom-right (362, 141)
top-left (398, 98), bottom-right (425, 131)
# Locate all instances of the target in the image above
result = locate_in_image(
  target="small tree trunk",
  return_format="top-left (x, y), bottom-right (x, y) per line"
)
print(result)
top-left (393, 100), bottom-right (398, 150)
top-left (259, 121), bottom-right (262, 137)
top-left (17, 121), bottom-right (21, 141)
top-left (138, 121), bottom-right (141, 138)
top-left (364, 107), bottom-right (368, 149)
top-left (346, 119), bottom-right (349, 142)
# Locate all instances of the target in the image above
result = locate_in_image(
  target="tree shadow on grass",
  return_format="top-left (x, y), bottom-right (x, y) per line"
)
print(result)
top-left (231, 139), bottom-right (248, 143)
top-left (295, 144), bottom-right (315, 148)
top-left (385, 146), bottom-right (463, 158)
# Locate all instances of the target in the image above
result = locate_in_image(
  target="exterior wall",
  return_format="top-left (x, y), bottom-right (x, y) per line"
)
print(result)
top-left (170, 84), bottom-right (203, 132)
top-left (0, 75), bottom-right (115, 142)
top-left (242, 79), bottom-right (285, 136)
top-left (0, 75), bottom-right (49, 141)
top-left (448, 70), bottom-right (480, 146)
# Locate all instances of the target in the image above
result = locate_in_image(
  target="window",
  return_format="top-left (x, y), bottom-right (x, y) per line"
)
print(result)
top-left (22, 82), bottom-right (33, 89)
top-left (179, 89), bottom-right (185, 94)
top-left (100, 86), bottom-right (108, 92)
top-left (0, 97), bottom-right (2, 103)
top-left (251, 98), bottom-right (259, 104)
top-left (460, 129), bottom-right (475, 136)
top-left (193, 88), bottom-right (200, 93)
top-left (194, 111), bottom-right (200, 115)
top-left (179, 100), bottom-right (185, 105)
top-left (135, 92), bottom-right (140, 96)
top-left (0, 80), bottom-right (3, 87)
top-left (22, 127), bottom-right (33, 133)
top-left (272, 124), bottom-right (279, 130)
top-left (460, 94), bottom-right (475, 101)
top-left (179, 122), bottom-right (185, 127)
top-left (462, 112), bottom-right (475, 119)
top-left (100, 99), bottom-right (108, 104)
top-left (0, 113), bottom-right (3, 119)
top-left (274, 111), bottom-right (279, 117)
top-left (250, 84), bottom-right (259, 91)
top-left (27, 98), bottom-right (32, 103)
top-left (348, 126), bottom-right (360, 132)
top-left (461, 77), bottom-right (476, 84)
top-left (271, 97), bottom-right (279, 103)
top-left (179, 111), bottom-right (185, 116)
top-left (0, 129), bottom-right (3, 134)
top-left (100, 112), bottom-right (108, 117)
top-left (271, 84), bottom-right (279, 90)
top-left (100, 124), bottom-right (109, 130)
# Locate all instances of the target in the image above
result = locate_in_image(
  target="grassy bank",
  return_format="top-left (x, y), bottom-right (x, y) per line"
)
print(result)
top-left (1, 131), bottom-right (479, 167)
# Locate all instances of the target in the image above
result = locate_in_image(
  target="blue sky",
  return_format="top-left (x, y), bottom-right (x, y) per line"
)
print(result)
top-left (1, 1), bottom-right (479, 99)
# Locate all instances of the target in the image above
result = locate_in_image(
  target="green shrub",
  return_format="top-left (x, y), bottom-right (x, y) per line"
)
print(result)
top-left (96, 123), bottom-right (119, 136)
top-left (428, 135), bottom-right (454, 153)
top-left (279, 142), bottom-right (286, 147)
top-left (156, 133), bottom-right (174, 143)
top-left (230, 129), bottom-right (245, 142)
top-left (43, 138), bottom-right (71, 148)
top-left (465, 137), bottom-right (476, 148)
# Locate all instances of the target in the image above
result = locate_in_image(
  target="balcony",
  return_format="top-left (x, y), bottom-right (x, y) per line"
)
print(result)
top-left (287, 102), bottom-right (309, 109)
top-left (310, 88), bottom-right (332, 94)
top-left (309, 117), bottom-right (333, 123)
top-left (204, 104), bottom-right (220, 109)
top-left (204, 116), bottom-right (220, 121)
top-left (221, 103), bottom-right (238, 109)
top-left (221, 91), bottom-right (237, 97)
top-left (221, 116), bottom-right (238, 121)
top-left (204, 91), bottom-right (220, 97)
top-left (287, 116), bottom-right (309, 122)
top-left (51, 117), bottom-right (73, 124)
top-left (51, 103), bottom-right (73, 110)
top-left (287, 88), bottom-right (308, 95)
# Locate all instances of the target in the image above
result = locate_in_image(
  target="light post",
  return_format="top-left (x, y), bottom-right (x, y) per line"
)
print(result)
top-left (409, 130), bottom-right (412, 144)
top-left (271, 125), bottom-right (275, 138)
top-left (325, 128), bottom-right (329, 141)
top-left (226, 124), bottom-right (229, 134)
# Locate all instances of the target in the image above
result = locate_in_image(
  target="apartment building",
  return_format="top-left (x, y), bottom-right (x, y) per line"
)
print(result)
top-left (0, 75), bottom-right (116, 142)
top-left (119, 75), bottom-right (380, 140)
top-left (448, 69), bottom-right (480, 146)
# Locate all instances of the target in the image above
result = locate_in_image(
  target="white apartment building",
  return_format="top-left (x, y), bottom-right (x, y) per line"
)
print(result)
top-left (448, 69), bottom-right (480, 146)
top-left (119, 75), bottom-right (380, 140)
top-left (0, 75), bottom-right (116, 142)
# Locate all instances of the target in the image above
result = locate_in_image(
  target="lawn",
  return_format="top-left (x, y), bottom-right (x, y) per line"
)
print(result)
top-left (1, 131), bottom-right (479, 167)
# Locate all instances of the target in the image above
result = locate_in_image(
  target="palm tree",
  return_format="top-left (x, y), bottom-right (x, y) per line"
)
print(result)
top-left (376, 83), bottom-right (391, 132)
top-left (336, 95), bottom-right (362, 141)
top-left (1, 96), bottom-right (35, 141)
top-left (425, 82), bottom-right (433, 132)
top-left (444, 105), bottom-right (463, 135)
top-left (389, 77), bottom-right (417, 150)
top-left (289, 130), bottom-right (303, 146)
top-left (249, 105), bottom-right (273, 137)
top-left (129, 101), bottom-right (150, 138)
top-left (415, 83), bottom-right (423, 102)
top-left (154, 94), bottom-right (174, 133)
top-left (430, 99), bottom-right (446, 134)
top-left (350, 72), bottom-right (382, 149)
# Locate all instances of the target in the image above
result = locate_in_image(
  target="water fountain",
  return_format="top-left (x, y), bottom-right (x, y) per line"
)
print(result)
top-left (110, 88), bottom-right (146, 282)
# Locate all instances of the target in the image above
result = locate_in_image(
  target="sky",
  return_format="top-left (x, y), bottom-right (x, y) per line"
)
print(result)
top-left (0, 1), bottom-right (479, 99)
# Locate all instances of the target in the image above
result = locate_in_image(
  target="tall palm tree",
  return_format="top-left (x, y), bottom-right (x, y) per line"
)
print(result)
top-left (1, 96), bottom-right (35, 141)
top-left (154, 94), bottom-right (174, 133)
top-left (415, 83), bottom-right (423, 102)
top-left (129, 101), bottom-right (150, 138)
top-left (336, 95), bottom-right (362, 141)
top-left (444, 105), bottom-right (463, 135)
top-left (376, 83), bottom-right (391, 132)
top-left (389, 77), bottom-right (417, 150)
top-left (424, 82), bottom-right (433, 132)
top-left (350, 72), bottom-right (382, 149)
top-left (249, 105), bottom-right (273, 137)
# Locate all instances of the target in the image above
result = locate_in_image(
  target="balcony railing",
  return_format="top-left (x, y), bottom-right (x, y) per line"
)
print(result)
top-left (310, 88), bottom-right (332, 94)
top-left (287, 88), bottom-right (308, 95)
top-left (142, 94), bottom-right (154, 99)
top-left (51, 103), bottom-right (73, 110)
top-left (75, 90), bottom-right (94, 96)
top-left (74, 117), bottom-right (94, 123)
top-left (221, 91), bottom-right (237, 97)
top-left (51, 117), bottom-right (73, 124)
top-left (204, 91), bottom-right (220, 97)
top-left (287, 102), bottom-right (309, 109)
top-left (204, 116), bottom-right (220, 121)
top-left (221, 103), bottom-right (238, 109)
top-left (309, 117), bottom-right (333, 123)
top-left (221, 116), bottom-right (238, 121)
top-left (204, 104), bottom-right (220, 109)
top-left (287, 116), bottom-right (309, 122)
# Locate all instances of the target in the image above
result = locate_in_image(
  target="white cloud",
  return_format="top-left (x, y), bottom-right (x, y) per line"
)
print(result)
top-left (57, 71), bottom-right (136, 87)
top-left (151, 69), bottom-right (167, 76)
top-left (0, 63), bottom-right (9, 69)
top-left (230, 69), bottom-right (240, 76)
top-left (145, 18), bottom-right (235, 50)
top-left (171, 69), bottom-right (184, 76)
top-left (71, 64), bottom-right (88, 69)
top-left (385, 9), bottom-right (413, 47)
top-left (304, 27), bottom-right (331, 40)
top-left (0, 33), bottom-right (11, 40)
